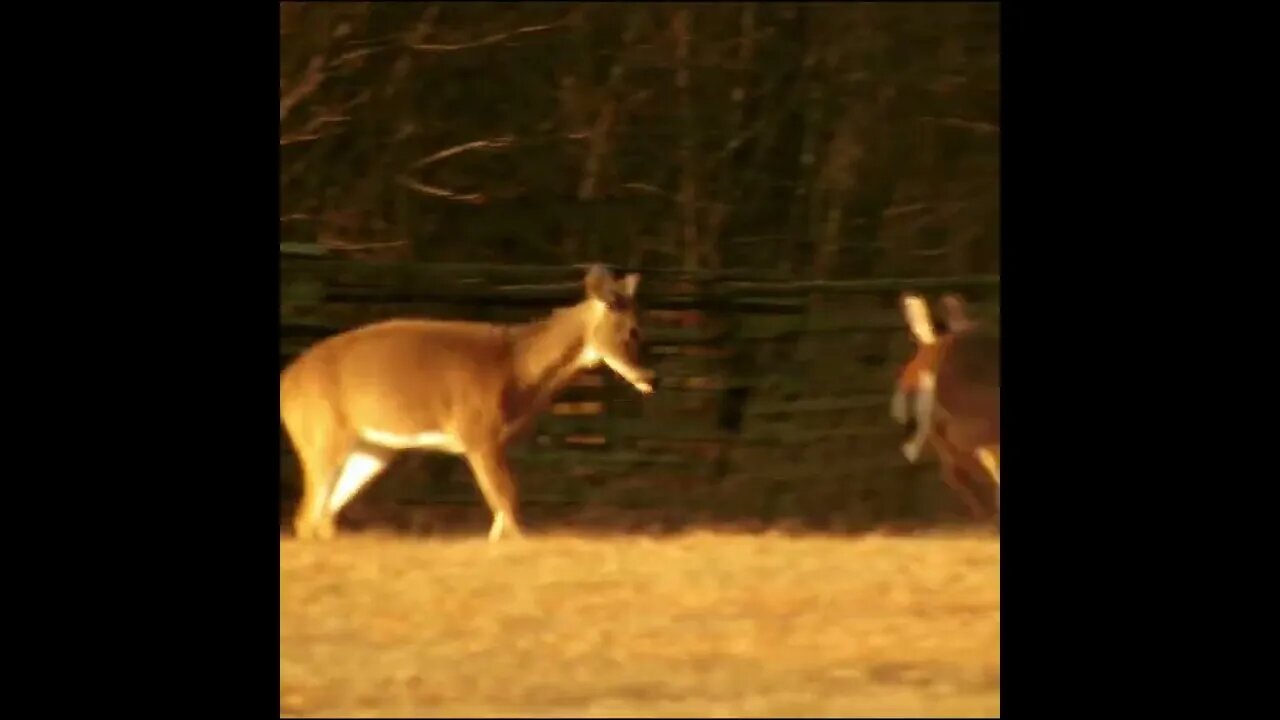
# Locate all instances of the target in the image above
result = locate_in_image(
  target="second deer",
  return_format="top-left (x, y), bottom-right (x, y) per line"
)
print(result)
top-left (891, 292), bottom-right (1000, 517)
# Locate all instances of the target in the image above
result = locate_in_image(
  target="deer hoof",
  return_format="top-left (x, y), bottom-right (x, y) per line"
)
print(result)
top-left (902, 440), bottom-right (922, 463)
top-left (294, 517), bottom-right (336, 541)
top-left (487, 528), bottom-right (526, 543)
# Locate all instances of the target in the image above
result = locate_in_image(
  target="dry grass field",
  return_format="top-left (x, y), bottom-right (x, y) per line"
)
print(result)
top-left (280, 530), bottom-right (1000, 718)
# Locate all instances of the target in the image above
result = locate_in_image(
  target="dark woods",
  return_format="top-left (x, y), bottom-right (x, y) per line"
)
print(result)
top-left (280, 2), bottom-right (999, 279)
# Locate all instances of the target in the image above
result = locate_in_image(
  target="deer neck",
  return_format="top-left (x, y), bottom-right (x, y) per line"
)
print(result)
top-left (509, 301), bottom-right (594, 400)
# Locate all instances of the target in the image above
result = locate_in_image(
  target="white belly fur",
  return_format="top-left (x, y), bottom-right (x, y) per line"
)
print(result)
top-left (359, 428), bottom-right (466, 454)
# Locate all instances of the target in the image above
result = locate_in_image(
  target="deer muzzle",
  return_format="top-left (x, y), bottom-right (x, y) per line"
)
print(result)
top-left (605, 355), bottom-right (656, 394)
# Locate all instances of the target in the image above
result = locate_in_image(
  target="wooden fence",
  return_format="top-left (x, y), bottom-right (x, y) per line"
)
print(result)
top-left (280, 252), bottom-right (1000, 532)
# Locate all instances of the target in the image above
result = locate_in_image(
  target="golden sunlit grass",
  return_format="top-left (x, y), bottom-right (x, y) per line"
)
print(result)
top-left (280, 530), bottom-right (999, 718)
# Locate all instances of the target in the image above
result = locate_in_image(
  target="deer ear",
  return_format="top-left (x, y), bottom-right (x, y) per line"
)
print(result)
top-left (584, 264), bottom-right (612, 301)
top-left (620, 273), bottom-right (641, 297)
top-left (939, 294), bottom-right (973, 333)
top-left (901, 293), bottom-right (937, 345)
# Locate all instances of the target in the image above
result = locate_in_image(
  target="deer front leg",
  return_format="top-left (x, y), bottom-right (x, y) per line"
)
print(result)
top-left (464, 446), bottom-right (524, 542)
top-left (934, 437), bottom-right (988, 521)
top-left (890, 385), bottom-right (909, 425)
top-left (975, 446), bottom-right (1000, 485)
top-left (902, 371), bottom-right (937, 463)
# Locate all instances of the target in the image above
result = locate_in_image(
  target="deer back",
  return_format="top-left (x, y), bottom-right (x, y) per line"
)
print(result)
top-left (284, 318), bottom-right (524, 444)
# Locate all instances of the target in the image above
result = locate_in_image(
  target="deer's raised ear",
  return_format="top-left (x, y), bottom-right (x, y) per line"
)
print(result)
top-left (939, 294), bottom-right (973, 333)
top-left (620, 273), bottom-right (641, 297)
top-left (901, 293), bottom-right (937, 346)
top-left (584, 264), bottom-right (613, 301)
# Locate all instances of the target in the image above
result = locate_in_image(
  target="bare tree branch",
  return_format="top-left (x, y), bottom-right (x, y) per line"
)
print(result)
top-left (920, 117), bottom-right (1000, 134)
top-left (408, 15), bottom-right (572, 52)
top-left (342, 89), bottom-right (373, 112)
top-left (280, 115), bottom-right (350, 146)
top-left (410, 137), bottom-right (514, 170)
top-left (280, 89), bottom-right (368, 146)
top-left (280, 133), bottom-right (328, 147)
top-left (882, 203), bottom-right (930, 218)
top-left (622, 183), bottom-right (672, 198)
top-left (332, 44), bottom-right (395, 66)
top-left (280, 55), bottom-right (326, 122)
top-left (319, 238), bottom-right (410, 252)
top-left (396, 176), bottom-right (487, 204)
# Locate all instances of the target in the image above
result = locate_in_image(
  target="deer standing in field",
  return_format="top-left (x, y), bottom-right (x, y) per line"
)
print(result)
top-left (279, 264), bottom-right (655, 541)
top-left (890, 292), bottom-right (1000, 518)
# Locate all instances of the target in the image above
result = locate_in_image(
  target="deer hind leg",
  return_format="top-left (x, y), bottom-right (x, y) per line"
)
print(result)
top-left (292, 439), bottom-right (349, 541)
top-left (974, 446), bottom-right (1000, 485)
top-left (934, 439), bottom-right (988, 521)
top-left (463, 446), bottom-right (524, 542)
top-left (284, 399), bottom-right (356, 541)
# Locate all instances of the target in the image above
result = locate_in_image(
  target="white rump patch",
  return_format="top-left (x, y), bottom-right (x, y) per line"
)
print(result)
top-left (359, 428), bottom-right (465, 454)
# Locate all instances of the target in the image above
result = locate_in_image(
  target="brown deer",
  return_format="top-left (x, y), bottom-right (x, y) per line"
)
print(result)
top-left (890, 292), bottom-right (1000, 516)
top-left (279, 264), bottom-right (655, 541)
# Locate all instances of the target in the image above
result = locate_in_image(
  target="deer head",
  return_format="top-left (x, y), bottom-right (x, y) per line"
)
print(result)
top-left (581, 264), bottom-right (654, 394)
top-left (937, 293), bottom-right (976, 334)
